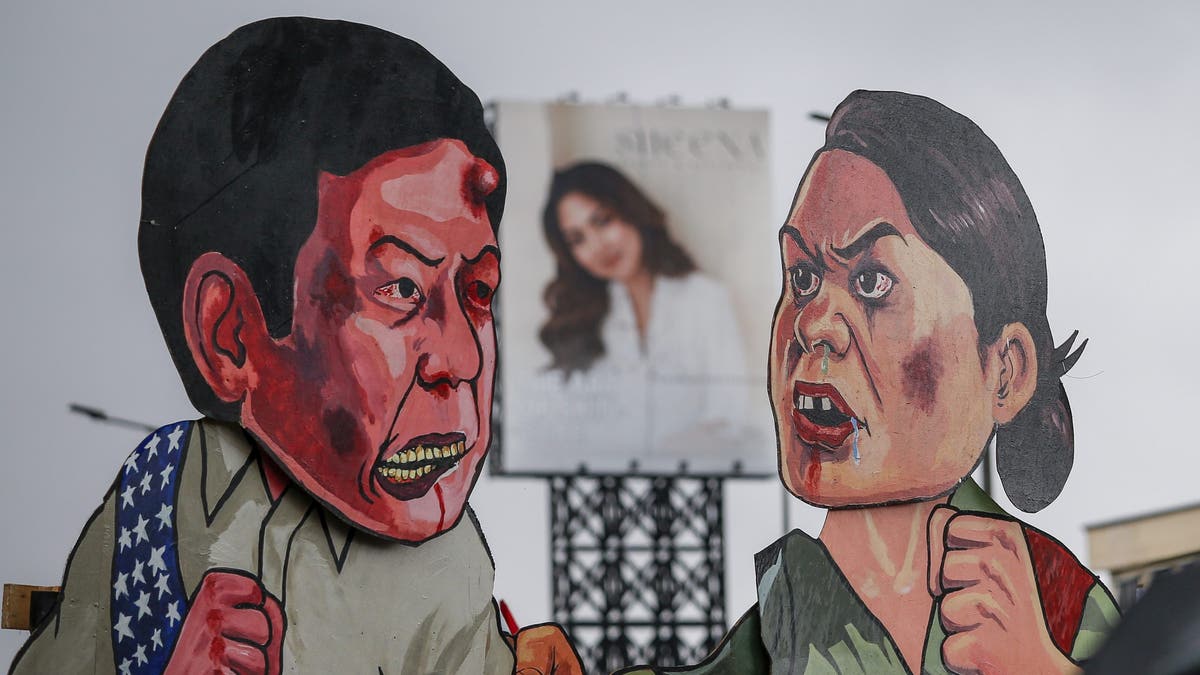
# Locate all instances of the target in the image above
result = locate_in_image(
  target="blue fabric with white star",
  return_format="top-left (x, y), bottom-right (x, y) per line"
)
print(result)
top-left (111, 422), bottom-right (191, 675)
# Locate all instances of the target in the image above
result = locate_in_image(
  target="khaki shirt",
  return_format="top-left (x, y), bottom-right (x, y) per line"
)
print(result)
top-left (620, 480), bottom-right (1119, 675)
top-left (12, 419), bottom-right (515, 674)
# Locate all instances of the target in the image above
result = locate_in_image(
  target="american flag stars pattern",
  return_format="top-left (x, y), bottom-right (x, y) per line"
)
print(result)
top-left (111, 422), bottom-right (191, 674)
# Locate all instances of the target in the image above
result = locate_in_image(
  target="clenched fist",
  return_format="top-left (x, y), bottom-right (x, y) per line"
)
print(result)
top-left (513, 623), bottom-right (584, 675)
top-left (164, 569), bottom-right (285, 675)
top-left (927, 506), bottom-right (1080, 675)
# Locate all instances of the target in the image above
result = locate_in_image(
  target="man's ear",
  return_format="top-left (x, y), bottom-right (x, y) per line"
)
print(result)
top-left (990, 322), bottom-right (1038, 425)
top-left (181, 252), bottom-right (270, 403)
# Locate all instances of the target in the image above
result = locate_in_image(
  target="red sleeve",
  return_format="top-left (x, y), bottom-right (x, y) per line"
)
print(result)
top-left (1022, 526), bottom-right (1097, 655)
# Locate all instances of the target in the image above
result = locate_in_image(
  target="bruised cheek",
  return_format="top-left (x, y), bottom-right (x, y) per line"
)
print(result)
top-left (901, 337), bottom-right (943, 414)
top-left (323, 406), bottom-right (366, 460)
top-left (308, 252), bottom-right (358, 326)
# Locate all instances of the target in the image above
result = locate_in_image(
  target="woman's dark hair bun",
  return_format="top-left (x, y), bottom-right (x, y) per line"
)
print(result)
top-left (997, 330), bottom-right (1087, 512)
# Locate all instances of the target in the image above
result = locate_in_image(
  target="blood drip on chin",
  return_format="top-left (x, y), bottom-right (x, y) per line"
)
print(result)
top-left (435, 482), bottom-right (446, 531)
top-left (803, 448), bottom-right (821, 496)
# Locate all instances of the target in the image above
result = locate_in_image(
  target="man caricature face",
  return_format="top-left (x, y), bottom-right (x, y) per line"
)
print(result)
top-left (237, 139), bottom-right (500, 542)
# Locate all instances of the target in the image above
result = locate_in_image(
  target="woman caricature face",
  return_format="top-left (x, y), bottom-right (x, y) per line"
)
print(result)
top-left (556, 191), bottom-right (646, 283)
top-left (769, 150), bottom-right (996, 508)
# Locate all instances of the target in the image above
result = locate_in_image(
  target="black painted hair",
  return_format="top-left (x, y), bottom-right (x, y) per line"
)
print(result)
top-left (820, 90), bottom-right (1085, 512)
top-left (138, 17), bottom-right (505, 419)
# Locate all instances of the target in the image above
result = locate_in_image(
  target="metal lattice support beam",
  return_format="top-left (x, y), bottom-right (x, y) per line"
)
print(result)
top-left (549, 475), bottom-right (726, 674)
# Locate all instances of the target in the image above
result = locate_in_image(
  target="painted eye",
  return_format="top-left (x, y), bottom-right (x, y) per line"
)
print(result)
top-left (853, 270), bottom-right (895, 300)
top-left (375, 278), bottom-right (424, 314)
top-left (467, 280), bottom-right (494, 307)
top-left (790, 266), bottom-right (821, 298)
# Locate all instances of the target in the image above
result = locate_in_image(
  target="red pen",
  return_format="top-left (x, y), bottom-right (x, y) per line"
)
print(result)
top-left (499, 599), bottom-right (520, 635)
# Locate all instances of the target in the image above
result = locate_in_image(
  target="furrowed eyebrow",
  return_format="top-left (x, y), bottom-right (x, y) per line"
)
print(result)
top-left (831, 222), bottom-right (905, 260)
top-left (779, 225), bottom-right (817, 261)
top-left (367, 235), bottom-right (445, 267)
top-left (464, 244), bottom-right (500, 265)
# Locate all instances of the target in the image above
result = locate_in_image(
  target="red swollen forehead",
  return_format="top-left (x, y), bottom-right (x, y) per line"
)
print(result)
top-left (317, 139), bottom-right (496, 235)
top-left (464, 156), bottom-right (499, 210)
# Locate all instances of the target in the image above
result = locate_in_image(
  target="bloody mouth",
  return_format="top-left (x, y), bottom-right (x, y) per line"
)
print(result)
top-left (373, 432), bottom-right (469, 501)
top-left (791, 381), bottom-right (862, 450)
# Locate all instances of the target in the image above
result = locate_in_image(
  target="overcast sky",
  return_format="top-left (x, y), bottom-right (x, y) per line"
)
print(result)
top-left (3, 0), bottom-right (1198, 664)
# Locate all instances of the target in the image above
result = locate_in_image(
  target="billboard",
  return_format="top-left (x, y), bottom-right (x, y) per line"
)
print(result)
top-left (494, 101), bottom-right (777, 475)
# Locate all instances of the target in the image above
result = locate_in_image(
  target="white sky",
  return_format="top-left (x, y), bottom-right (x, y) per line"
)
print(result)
top-left (3, 0), bottom-right (1199, 665)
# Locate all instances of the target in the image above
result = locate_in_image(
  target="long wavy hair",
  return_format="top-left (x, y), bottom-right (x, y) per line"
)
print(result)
top-left (539, 162), bottom-right (696, 377)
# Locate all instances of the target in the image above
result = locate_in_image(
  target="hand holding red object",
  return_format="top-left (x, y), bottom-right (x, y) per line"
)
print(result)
top-left (928, 506), bottom-right (1081, 675)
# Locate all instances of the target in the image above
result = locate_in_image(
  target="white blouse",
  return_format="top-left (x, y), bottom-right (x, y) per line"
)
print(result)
top-left (510, 272), bottom-right (767, 474)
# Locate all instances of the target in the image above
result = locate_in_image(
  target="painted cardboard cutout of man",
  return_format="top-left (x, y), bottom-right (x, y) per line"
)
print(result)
top-left (621, 91), bottom-right (1120, 674)
top-left (10, 17), bottom-right (580, 675)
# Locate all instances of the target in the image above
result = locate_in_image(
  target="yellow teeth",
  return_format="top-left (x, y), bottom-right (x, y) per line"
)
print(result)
top-left (376, 440), bottom-right (467, 480)
top-left (376, 465), bottom-right (436, 482)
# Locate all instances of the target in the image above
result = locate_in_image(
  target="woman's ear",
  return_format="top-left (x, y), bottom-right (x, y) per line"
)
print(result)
top-left (181, 252), bottom-right (270, 403)
top-left (990, 322), bottom-right (1038, 425)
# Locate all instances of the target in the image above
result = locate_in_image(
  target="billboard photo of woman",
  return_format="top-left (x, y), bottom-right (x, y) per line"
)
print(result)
top-left (539, 161), bottom-right (752, 464)
top-left (494, 101), bottom-right (776, 475)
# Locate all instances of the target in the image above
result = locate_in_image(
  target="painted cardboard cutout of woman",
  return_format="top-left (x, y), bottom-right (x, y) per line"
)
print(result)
top-left (10, 17), bottom-right (581, 675)
top-left (621, 91), bottom-right (1119, 674)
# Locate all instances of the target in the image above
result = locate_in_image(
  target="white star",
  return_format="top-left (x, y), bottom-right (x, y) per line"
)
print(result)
top-left (118, 527), bottom-right (132, 552)
top-left (151, 628), bottom-right (163, 651)
top-left (131, 559), bottom-right (146, 588)
top-left (143, 433), bottom-right (161, 459)
top-left (133, 643), bottom-right (148, 667)
top-left (120, 484), bottom-right (136, 510)
top-left (139, 472), bottom-right (153, 495)
top-left (113, 613), bottom-right (134, 643)
top-left (166, 601), bottom-right (181, 627)
top-left (159, 462), bottom-right (175, 490)
top-left (123, 452), bottom-right (140, 475)
top-left (113, 572), bottom-right (129, 600)
top-left (154, 573), bottom-right (172, 600)
top-left (167, 425), bottom-right (185, 452)
top-left (118, 658), bottom-right (132, 675)
top-left (134, 590), bottom-right (153, 620)
top-left (132, 515), bottom-right (149, 545)
top-left (156, 502), bottom-right (173, 531)
top-left (148, 545), bottom-right (167, 575)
